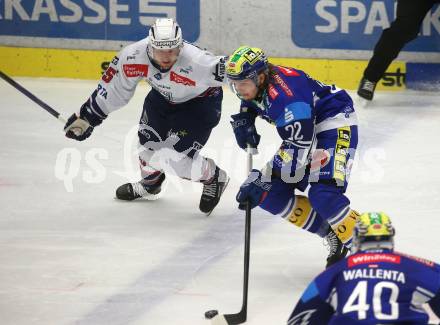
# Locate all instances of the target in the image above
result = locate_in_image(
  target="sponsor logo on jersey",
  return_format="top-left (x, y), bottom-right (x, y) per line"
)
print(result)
top-left (123, 64), bottom-right (148, 78)
top-left (397, 251), bottom-right (435, 267)
top-left (284, 107), bottom-right (294, 123)
top-left (213, 57), bottom-right (226, 82)
top-left (96, 84), bottom-right (108, 99)
top-left (170, 71), bottom-right (196, 86)
top-left (277, 149), bottom-right (293, 163)
top-left (310, 149), bottom-right (331, 172)
top-left (348, 253), bottom-right (401, 267)
top-left (154, 73), bottom-right (162, 80)
top-left (268, 84), bottom-right (279, 100)
top-left (273, 74), bottom-right (293, 97)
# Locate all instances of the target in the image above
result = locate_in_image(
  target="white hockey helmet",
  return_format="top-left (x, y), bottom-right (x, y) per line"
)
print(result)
top-left (148, 18), bottom-right (183, 50)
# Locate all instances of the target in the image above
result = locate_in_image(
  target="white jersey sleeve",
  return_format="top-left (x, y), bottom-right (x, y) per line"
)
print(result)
top-left (184, 44), bottom-right (226, 88)
top-left (85, 38), bottom-right (226, 120)
top-left (91, 44), bottom-right (146, 116)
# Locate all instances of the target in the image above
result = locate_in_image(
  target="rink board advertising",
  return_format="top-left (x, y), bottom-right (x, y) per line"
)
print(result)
top-left (0, 0), bottom-right (200, 42)
top-left (292, 0), bottom-right (440, 52)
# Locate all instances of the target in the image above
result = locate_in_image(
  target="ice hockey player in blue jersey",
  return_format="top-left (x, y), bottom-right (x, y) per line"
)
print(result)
top-left (288, 212), bottom-right (440, 325)
top-left (225, 46), bottom-right (360, 267)
top-left (63, 18), bottom-right (229, 215)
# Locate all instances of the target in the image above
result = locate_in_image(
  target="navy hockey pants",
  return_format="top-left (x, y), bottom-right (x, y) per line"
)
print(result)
top-left (138, 88), bottom-right (222, 158)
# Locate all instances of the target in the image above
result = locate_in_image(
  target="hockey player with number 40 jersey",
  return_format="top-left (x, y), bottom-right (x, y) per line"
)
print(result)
top-left (64, 18), bottom-right (229, 215)
top-left (288, 212), bottom-right (440, 325)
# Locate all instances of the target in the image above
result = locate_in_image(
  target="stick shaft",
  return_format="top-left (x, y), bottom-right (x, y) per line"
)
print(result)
top-left (0, 71), bottom-right (66, 123)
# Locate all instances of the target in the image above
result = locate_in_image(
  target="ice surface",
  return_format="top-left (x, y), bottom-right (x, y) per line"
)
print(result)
top-left (1, 78), bottom-right (439, 325)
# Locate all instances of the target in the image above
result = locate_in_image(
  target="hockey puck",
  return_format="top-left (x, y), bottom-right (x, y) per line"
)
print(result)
top-left (204, 309), bottom-right (219, 319)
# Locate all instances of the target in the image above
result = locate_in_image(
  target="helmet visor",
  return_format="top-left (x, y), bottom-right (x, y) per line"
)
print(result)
top-left (228, 78), bottom-right (258, 100)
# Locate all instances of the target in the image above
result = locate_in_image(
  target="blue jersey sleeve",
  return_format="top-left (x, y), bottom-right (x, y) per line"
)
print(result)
top-left (424, 263), bottom-right (440, 321)
top-left (288, 265), bottom-right (343, 324)
top-left (287, 280), bottom-right (333, 325)
top-left (305, 74), bottom-right (354, 124)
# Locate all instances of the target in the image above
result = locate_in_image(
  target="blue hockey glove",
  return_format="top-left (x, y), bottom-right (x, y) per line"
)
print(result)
top-left (64, 102), bottom-right (105, 141)
top-left (230, 112), bottom-right (260, 150)
top-left (236, 169), bottom-right (272, 210)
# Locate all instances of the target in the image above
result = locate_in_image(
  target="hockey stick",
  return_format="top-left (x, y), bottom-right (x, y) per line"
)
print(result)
top-left (0, 70), bottom-right (66, 123)
top-left (206, 146), bottom-right (256, 324)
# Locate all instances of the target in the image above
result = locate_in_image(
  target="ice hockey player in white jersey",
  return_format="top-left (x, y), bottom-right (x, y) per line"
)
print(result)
top-left (64, 18), bottom-right (229, 215)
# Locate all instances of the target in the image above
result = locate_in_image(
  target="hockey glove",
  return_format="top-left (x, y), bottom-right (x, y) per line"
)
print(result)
top-left (236, 169), bottom-right (272, 210)
top-left (230, 112), bottom-right (260, 150)
top-left (64, 102), bottom-right (105, 141)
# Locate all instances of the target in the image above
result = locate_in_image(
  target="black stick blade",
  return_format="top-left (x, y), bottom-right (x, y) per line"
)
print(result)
top-left (224, 310), bottom-right (246, 324)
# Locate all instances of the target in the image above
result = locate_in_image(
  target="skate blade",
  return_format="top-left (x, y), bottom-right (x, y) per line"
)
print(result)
top-left (114, 179), bottom-right (168, 202)
top-left (204, 177), bottom-right (230, 217)
top-left (113, 193), bottom-right (161, 201)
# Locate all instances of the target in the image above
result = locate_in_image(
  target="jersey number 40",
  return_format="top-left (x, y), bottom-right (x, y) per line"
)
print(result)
top-left (342, 281), bottom-right (399, 320)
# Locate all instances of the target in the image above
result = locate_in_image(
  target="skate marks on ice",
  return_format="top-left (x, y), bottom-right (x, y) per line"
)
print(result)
top-left (75, 212), bottom-right (273, 325)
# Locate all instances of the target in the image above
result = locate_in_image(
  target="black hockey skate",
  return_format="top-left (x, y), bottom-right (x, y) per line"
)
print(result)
top-left (199, 167), bottom-right (230, 215)
top-left (357, 77), bottom-right (377, 101)
top-left (325, 228), bottom-right (349, 268)
top-left (116, 173), bottom-right (166, 201)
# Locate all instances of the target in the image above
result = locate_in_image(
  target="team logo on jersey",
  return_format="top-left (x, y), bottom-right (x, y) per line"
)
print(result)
top-left (123, 64), bottom-right (148, 78)
top-left (154, 73), bottom-right (162, 80)
top-left (170, 71), bottom-right (196, 86)
top-left (348, 253), bottom-right (401, 267)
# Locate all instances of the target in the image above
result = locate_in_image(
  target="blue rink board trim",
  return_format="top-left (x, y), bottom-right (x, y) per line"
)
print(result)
top-left (291, 0), bottom-right (440, 52)
top-left (406, 63), bottom-right (440, 91)
top-left (0, 0), bottom-right (200, 42)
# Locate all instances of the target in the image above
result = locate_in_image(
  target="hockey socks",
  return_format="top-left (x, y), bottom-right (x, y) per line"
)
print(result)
top-left (327, 207), bottom-right (361, 248)
top-left (282, 195), bottom-right (327, 236)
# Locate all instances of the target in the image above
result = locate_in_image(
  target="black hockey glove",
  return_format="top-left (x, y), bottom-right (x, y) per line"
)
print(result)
top-left (236, 169), bottom-right (272, 210)
top-left (64, 102), bottom-right (106, 141)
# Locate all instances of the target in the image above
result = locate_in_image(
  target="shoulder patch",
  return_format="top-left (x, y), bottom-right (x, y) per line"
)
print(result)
top-left (275, 101), bottom-right (311, 127)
